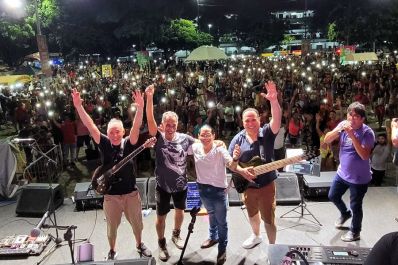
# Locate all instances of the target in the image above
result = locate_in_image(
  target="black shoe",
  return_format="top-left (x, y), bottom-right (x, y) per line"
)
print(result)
top-left (137, 242), bottom-right (152, 257)
top-left (201, 239), bottom-right (219, 249)
top-left (106, 249), bottom-right (117, 260)
top-left (171, 229), bottom-right (184, 249)
top-left (335, 212), bottom-right (352, 228)
top-left (217, 250), bottom-right (226, 265)
top-left (158, 238), bottom-right (170, 262)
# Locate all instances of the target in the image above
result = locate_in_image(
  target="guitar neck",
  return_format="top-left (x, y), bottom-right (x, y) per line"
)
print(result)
top-left (111, 144), bottom-right (145, 175)
top-left (253, 155), bottom-right (305, 176)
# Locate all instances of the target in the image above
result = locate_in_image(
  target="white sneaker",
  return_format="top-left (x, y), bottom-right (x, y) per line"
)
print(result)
top-left (242, 234), bottom-right (262, 249)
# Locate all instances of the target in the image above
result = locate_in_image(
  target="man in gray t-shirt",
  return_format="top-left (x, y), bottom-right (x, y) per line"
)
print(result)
top-left (154, 131), bottom-right (195, 193)
top-left (146, 85), bottom-right (195, 261)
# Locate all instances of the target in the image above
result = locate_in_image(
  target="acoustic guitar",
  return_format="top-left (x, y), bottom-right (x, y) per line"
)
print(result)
top-left (92, 137), bottom-right (156, 195)
top-left (231, 149), bottom-right (318, 193)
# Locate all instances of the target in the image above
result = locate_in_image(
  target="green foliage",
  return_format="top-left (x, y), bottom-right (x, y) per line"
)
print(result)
top-left (327, 22), bottom-right (337, 41)
top-left (282, 34), bottom-right (295, 45)
top-left (160, 19), bottom-right (213, 51)
top-left (0, 0), bottom-right (59, 65)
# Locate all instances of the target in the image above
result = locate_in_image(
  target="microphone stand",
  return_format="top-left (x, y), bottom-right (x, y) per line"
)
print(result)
top-left (37, 224), bottom-right (77, 265)
top-left (30, 141), bottom-right (62, 240)
top-left (177, 207), bottom-right (201, 265)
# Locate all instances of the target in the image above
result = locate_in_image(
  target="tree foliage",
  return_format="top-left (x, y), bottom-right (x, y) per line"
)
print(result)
top-left (0, 0), bottom-right (59, 66)
top-left (159, 19), bottom-right (213, 51)
top-left (327, 22), bottom-right (337, 41)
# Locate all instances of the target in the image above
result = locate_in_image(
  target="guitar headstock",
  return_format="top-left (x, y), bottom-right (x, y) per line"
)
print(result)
top-left (144, 137), bottom-right (157, 148)
top-left (302, 147), bottom-right (320, 161)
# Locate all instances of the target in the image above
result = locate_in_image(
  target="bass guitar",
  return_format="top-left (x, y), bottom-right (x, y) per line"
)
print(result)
top-left (92, 137), bottom-right (156, 195)
top-left (231, 149), bottom-right (318, 193)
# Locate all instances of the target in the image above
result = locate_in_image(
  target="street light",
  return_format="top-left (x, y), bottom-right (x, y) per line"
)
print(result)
top-left (208, 23), bottom-right (212, 33)
top-left (4, 0), bottom-right (51, 77)
top-left (4, 0), bottom-right (23, 9)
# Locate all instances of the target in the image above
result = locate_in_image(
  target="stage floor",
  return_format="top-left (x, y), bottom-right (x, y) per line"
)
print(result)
top-left (0, 187), bottom-right (397, 265)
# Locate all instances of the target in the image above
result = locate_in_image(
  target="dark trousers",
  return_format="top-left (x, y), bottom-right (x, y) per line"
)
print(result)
top-left (328, 175), bottom-right (368, 234)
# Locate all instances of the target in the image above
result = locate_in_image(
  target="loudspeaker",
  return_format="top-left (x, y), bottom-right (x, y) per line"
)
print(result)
top-left (227, 175), bottom-right (243, 206)
top-left (136, 178), bottom-right (148, 209)
top-left (146, 177), bottom-right (174, 209)
top-left (55, 257), bottom-right (156, 265)
top-left (16, 183), bottom-right (64, 216)
top-left (275, 173), bottom-right (301, 205)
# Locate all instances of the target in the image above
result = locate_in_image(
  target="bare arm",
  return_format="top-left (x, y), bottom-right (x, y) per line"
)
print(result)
top-left (261, 81), bottom-right (281, 134)
top-left (71, 88), bottom-right (100, 144)
top-left (145, 84), bottom-right (157, 136)
top-left (392, 118), bottom-right (398, 148)
top-left (324, 120), bottom-right (345, 144)
top-left (129, 90), bottom-right (144, 145)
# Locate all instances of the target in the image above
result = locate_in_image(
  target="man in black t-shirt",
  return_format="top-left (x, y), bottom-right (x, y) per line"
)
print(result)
top-left (72, 88), bottom-right (151, 260)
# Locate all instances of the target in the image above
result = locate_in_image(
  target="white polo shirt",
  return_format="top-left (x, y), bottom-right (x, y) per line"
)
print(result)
top-left (189, 143), bottom-right (232, 188)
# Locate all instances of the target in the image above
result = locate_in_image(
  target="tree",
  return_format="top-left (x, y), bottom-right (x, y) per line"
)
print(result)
top-left (0, 0), bottom-right (59, 66)
top-left (327, 22), bottom-right (337, 41)
top-left (159, 19), bottom-right (213, 51)
top-left (282, 34), bottom-right (295, 45)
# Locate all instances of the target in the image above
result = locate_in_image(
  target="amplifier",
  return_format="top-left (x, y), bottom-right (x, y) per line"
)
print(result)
top-left (304, 171), bottom-right (335, 198)
top-left (268, 244), bottom-right (371, 265)
top-left (73, 182), bottom-right (103, 211)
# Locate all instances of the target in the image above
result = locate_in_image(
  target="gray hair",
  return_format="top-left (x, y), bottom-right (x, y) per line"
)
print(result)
top-left (162, 111), bottom-right (179, 123)
top-left (107, 118), bottom-right (124, 133)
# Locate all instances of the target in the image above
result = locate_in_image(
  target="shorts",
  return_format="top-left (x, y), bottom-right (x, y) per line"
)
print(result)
top-left (242, 181), bottom-right (276, 225)
top-left (156, 186), bottom-right (187, 216)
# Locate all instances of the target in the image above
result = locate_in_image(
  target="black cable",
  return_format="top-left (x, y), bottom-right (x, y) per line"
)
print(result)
top-left (0, 218), bottom-right (37, 229)
top-left (87, 202), bottom-right (98, 242)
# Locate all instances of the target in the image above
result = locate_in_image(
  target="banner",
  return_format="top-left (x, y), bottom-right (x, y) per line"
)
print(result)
top-left (136, 51), bottom-right (150, 69)
top-left (101, 64), bottom-right (113, 78)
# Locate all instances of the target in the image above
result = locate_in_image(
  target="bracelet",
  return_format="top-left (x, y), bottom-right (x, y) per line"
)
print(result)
top-left (233, 158), bottom-right (239, 162)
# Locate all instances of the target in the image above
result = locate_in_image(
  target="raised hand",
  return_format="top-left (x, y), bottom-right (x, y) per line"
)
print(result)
top-left (232, 144), bottom-right (240, 161)
top-left (261, 81), bottom-right (278, 102)
top-left (392, 118), bottom-right (398, 129)
top-left (132, 90), bottom-right (144, 110)
top-left (71, 88), bottom-right (83, 108)
top-left (145, 84), bottom-right (155, 98)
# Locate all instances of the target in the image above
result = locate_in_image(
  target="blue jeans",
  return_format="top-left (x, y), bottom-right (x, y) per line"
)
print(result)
top-left (198, 183), bottom-right (228, 252)
top-left (328, 175), bottom-right (368, 234)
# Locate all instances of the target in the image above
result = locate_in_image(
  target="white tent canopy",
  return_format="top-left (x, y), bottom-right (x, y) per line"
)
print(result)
top-left (345, 52), bottom-right (378, 62)
top-left (185, 45), bottom-right (227, 62)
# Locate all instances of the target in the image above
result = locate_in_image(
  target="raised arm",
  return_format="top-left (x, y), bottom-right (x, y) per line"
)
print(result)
top-left (145, 84), bottom-right (158, 136)
top-left (391, 118), bottom-right (398, 147)
top-left (129, 90), bottom-right (144, 145)
top-left (71, 88), bottom-right (100, 144)
top-left (261, 81), bottom-right (281, 134)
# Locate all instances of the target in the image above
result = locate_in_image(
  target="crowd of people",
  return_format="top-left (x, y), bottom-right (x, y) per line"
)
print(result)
top-left (1, 51), bottom-right (398, 263)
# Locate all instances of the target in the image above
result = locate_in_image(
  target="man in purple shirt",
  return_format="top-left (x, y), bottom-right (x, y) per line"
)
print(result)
top-left (324, 102), bottom-right (375, 242)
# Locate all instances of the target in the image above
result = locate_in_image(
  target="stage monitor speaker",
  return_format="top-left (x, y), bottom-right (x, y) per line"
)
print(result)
top-left (275, 173), bottom-right (301, 205)
top-left (136, 178), bottom-right (148, 209)
top-left (147, 177), bottom-right (173, 209)
top-left (16, 183), bottom-right (64, 216)
top-left (227, 175), bottom-right (243, 206)
top-left (55, 257), bottom-right (156, 265)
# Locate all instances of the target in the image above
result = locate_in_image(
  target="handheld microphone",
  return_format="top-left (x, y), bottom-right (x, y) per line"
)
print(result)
top-left (11, 138), bottom-right (36, 144)
top-left (30, 211), bottom-right (49, 237)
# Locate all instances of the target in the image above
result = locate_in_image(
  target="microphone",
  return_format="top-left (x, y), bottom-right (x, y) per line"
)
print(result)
top-left (11, 138), bottom-right (36, 144)
top-left (30, 211), bottom-right (49, 237)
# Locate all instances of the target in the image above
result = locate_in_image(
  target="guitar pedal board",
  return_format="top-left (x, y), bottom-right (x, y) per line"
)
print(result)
top-left (268, 244), bottom-right (371, 265)
top-left (0, 234), bottom-right (50, 256)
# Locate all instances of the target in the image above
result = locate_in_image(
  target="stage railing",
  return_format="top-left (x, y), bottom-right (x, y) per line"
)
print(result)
top-left (23, 144), bottom-right (63, 182)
